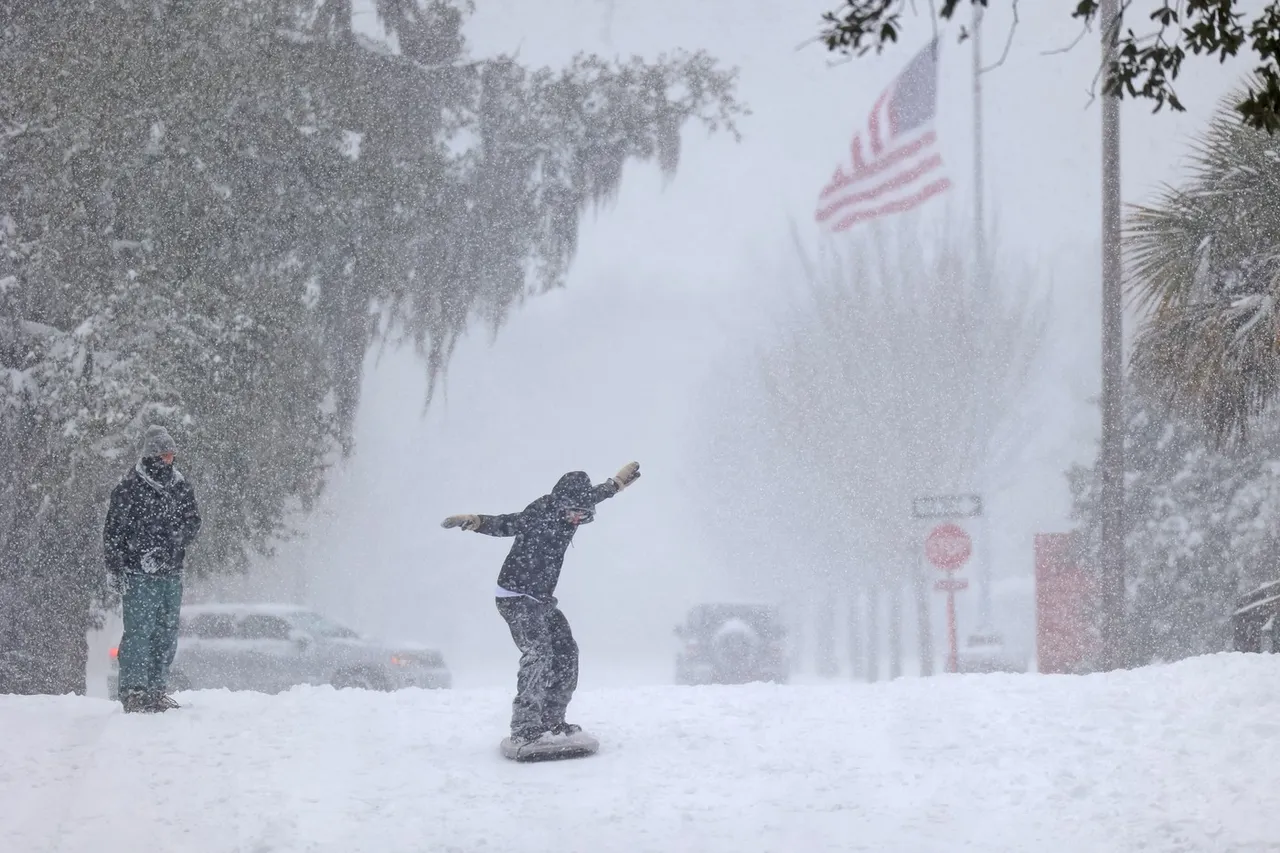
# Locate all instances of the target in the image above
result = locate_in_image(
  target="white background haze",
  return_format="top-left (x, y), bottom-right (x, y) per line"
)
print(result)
top-left (87, 0), bottom-right (1264, 691)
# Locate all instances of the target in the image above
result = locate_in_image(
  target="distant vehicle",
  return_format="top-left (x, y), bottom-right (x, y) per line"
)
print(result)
top-left (108, 603), bottom-right (451, 699)
top-left (1232, 580), bottom-right (1280, 653)
top-left (955, 631), bottom-right (1027, 674)
top-left (674, 602), bottom-right (789, 685)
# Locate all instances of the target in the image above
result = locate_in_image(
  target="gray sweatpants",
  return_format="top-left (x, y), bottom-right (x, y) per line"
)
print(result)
top-left (495, 596), bottom-right (579, 736)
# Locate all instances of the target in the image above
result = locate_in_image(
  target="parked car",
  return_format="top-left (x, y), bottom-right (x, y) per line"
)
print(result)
top-left (1232, 579), bottom-right (1280, 653)
top-left (108, 603), bottom-right (451, 698)
top-left (674, 602), bottom-right (789, 685)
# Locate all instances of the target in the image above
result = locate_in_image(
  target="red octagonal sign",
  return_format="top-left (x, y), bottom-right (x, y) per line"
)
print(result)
top-left (926, 523), bottom-right (971, 572)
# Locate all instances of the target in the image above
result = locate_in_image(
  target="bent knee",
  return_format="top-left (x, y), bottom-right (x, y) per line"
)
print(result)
top-left (519, 640), bottom-right (555, 660)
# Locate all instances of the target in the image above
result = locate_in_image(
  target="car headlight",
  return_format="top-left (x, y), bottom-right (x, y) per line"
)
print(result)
top-left (389, 651), bottom-right (445, 668)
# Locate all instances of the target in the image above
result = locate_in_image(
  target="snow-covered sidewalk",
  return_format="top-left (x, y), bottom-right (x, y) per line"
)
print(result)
top-left (3, 653), bottom-right (1279, 853)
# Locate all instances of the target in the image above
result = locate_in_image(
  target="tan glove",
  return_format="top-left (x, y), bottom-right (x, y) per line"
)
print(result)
top-left (441, 514), bottom-right (481, 531)
top-left (610, 461), bottom-right (641, 491)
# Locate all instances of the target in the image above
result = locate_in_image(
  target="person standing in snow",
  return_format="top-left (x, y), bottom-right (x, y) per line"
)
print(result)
top-left (103, 425), bottom-right (201, 713)
top-left (442, 462), bottom-right (641, 745)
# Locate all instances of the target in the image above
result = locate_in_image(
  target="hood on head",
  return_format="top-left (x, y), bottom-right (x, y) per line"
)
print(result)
top-left (551, 471), bottom-right (593, 506)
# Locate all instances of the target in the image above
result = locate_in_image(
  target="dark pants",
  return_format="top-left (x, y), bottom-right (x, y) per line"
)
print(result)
top-left (118, 573), bottom-right (183, 698)
top-left (495, 596), bottom-right (578, 736)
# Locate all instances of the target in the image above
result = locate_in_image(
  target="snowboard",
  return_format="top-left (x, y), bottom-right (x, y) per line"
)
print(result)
top-left (500, 730), bottom-right (599, 763)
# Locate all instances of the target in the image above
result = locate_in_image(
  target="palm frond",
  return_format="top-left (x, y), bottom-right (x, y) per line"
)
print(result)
top-left (1125, 73), bottom-right (1280, 446)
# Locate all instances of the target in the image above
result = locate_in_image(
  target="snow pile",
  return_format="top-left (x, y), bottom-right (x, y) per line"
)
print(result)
top-left (3, 654), bottom-right (1279, 852)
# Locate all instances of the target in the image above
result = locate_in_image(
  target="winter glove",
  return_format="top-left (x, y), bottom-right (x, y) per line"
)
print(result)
top-left (610, 461), bottom-right (641, 491)
top-left (441, 514), bottom-right (481, 531)
top-left (139, 548), bottom-right (167, 574)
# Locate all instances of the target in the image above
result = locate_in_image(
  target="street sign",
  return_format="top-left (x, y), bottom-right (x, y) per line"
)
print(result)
top-left (912, 494), bottom-right (983, 519)
top-left (934, 574), bottom-right (969, 674)
top-left (934, 578), bottom-right (970, 592)
top-left (925, 523), bottom-right (972, 572)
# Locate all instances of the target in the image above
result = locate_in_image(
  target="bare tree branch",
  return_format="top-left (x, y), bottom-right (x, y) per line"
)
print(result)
top-left (1042, 20), bottom-right (1092, 57)
top-left (1083, 1), bottom-right (1134, 109)
top-left (794, 34), bottom-right (827, 52)
top-left (979, 0), bottom-right (1019, 75)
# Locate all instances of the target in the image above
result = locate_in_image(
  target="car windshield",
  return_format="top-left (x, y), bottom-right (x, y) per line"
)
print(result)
top-left (688, 605), bottom-right (784, 639)
top-left (286, 611), bottom-right (360, 639)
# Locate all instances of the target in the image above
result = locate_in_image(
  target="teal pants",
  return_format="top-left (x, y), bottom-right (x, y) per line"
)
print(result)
top-left (118, 573), bottom-right (183, 695)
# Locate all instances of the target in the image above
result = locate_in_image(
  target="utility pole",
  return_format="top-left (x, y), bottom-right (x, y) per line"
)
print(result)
top-left (1098, 0), bottom-right (1127, 670)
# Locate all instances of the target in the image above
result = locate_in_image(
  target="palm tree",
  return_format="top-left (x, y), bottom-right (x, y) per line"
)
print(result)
top-left (1126, 77), bottom-right (1280, 447)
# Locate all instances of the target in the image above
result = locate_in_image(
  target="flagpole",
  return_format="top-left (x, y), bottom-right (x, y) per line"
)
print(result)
top-left (972, 2), bottom-right (993, 636)
top-left (973, 6), bottom-right (986, 270)
top-left (1098, 0), bottom-right (1126, 670)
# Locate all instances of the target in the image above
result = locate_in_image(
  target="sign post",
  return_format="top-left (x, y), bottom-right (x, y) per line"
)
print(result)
top-left (926, 522), bottom-right (972, 673)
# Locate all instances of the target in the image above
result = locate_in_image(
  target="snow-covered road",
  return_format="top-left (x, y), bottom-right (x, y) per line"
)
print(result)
top-left (3, 654), bottom-right (1279, 853)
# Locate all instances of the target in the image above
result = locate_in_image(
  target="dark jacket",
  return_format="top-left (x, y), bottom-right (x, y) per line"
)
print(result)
top-left (103, 461), bottom-right (201, 577)
top-left (479, 471), bottom-right (619, 600)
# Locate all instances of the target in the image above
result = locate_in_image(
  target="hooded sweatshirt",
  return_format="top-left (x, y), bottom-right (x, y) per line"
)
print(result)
top-left (476, 472), bottom-right (620, 601)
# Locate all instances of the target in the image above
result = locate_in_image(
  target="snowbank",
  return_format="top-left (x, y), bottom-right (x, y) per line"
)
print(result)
top-left (3, 654), bottom-right (1279, 852)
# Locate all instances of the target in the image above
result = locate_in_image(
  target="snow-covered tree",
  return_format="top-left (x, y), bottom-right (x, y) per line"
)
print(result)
top-left (698, 221), bottom-right (1046, 676)
top-left (1069, 375), bottom-right (1280, 665)
top-left (0, 0), bottom-right (744, 692)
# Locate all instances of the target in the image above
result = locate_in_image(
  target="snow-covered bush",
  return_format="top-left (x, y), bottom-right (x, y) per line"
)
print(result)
top-left (1069, 376), bottom-right (1280, 665)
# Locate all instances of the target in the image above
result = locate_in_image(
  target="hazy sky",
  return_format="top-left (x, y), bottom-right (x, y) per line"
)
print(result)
top-left (227, 0), bottom-right (1261, 686)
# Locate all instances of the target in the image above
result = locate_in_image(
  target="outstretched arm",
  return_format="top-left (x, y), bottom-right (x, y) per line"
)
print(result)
top-left (590, 481), bottom-right (620, 504)
top-left (590, 461), bottom-right (641, 505)
top-left (474, 512), bottom-right (524, 537)
top-left (441, 511), bottom-right (524, 536)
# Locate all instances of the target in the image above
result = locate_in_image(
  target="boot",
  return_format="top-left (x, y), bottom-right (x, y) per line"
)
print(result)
top-left (509, 726), bottom-right (550, 747)
top-left (120, 689), bottom-right (155, 714)
top-left (146, 692), bottom-right (181, 712)
top-left (548, 722), bottom-right (582, 737)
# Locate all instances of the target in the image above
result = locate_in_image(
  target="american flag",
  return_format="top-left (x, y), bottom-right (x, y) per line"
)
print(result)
top-left (814, 39), bottom-right (951, 233)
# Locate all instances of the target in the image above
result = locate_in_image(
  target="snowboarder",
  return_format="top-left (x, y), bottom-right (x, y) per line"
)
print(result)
top-left (103, 425), bottom-right (201, 713)
top-left (442, 462), bottom-right (641, 747)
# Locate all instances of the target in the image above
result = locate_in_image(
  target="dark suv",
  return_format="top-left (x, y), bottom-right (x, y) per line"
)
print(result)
top-left (674, 602), bottom-right (789, 685)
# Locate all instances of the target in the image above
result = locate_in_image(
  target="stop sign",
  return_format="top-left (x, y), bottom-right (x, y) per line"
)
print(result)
top-left (925, 523), bottom-right (971, 572)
